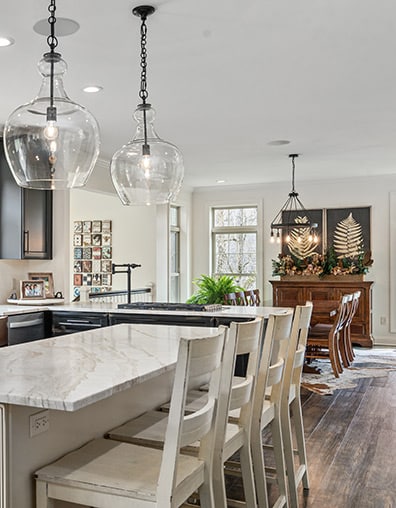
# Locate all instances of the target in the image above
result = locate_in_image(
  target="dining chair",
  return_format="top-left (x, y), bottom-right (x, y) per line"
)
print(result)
top-left (279, 303), bottom-right (313, 507)
top-left (244, 289), bottom-right (261, 306)
top-left (35, 327), bottom-right (229, 508)
top-left (223, 292), bottom-right (238, 305)
top-left (306, 294), bottom-right (350, 377)
top-left (342, 290), bottom-right (360, 365)
top-left (107, 317), bottom-right (264, 508)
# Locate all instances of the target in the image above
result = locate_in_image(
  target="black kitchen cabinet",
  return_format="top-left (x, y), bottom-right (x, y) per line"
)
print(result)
top-left (0, 139), bottom-right (53, 259)
top-left (51, 311), bottom-right (109, 336)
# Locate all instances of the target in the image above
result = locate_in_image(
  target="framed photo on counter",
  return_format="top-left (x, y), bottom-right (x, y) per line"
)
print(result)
top-left (20, 280), bottom-right (45, 299)
top-left (28, 272), bottom-right (54, 298)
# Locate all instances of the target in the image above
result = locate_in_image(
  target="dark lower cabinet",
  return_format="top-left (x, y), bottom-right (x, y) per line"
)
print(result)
top-left (0, 139), bottom-right (53, 259)
top-left (51, 312), bottom-right (109, 336)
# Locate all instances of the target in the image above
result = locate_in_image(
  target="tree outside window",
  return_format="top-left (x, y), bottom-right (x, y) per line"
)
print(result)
top-left (212, 206), bottom-right (257, 289)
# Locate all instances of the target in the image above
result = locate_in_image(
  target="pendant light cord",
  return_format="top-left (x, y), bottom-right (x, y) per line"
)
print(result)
top-left (47, 0), bottom-right (58, 111)
top-left (138, 12), bottom-right (149, 151)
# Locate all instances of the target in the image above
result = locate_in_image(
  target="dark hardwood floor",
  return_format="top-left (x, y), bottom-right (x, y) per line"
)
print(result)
top-left (226, 370), bottom-right (396, 507)
top-left (294, 371), bottom-right (396, 508)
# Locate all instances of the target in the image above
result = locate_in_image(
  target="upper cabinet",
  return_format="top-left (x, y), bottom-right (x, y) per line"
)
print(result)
top-left (0, 139), bottom-right (53, 259)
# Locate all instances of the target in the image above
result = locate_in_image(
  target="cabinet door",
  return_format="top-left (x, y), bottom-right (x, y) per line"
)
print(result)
top-left (0, 139), bottom-right (53, 259)
top-left (23, 188), bottom-right (53, 259)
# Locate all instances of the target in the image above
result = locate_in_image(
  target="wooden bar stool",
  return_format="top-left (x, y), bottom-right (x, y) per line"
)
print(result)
top-left (107, 317), bottom-right (264, 508)
top-left (35, 328), bottom-right (228, 508)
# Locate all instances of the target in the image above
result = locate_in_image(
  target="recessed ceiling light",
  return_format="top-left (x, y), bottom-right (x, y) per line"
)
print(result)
top-left (216, 179), bottom-right (226, 184)
top-left (33, 18), bottom-right (80, 37)
top-left (0, 36), bottom-right (15, 47)
top-left (83, 85), bottom-right (103, 94)
top-left (267, 140), bottom-right (291, 146)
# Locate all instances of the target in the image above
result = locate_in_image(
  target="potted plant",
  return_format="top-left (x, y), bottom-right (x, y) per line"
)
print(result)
top-left (186, 274), bottom-right (244, 304)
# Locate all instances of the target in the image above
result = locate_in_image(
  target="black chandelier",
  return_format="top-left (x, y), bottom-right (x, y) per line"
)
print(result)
top-left (270, 154), bottom-right (318, 244)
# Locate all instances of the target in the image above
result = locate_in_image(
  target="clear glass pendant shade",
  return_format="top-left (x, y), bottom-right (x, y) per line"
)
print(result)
top-left (110, 105), bottom-right (184, 206)
top-left (3, 54), bottom-right (100, 190)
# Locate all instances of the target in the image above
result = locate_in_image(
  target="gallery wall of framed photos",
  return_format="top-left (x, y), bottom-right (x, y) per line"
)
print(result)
top-left (73, 220), bottom-right (112, 298)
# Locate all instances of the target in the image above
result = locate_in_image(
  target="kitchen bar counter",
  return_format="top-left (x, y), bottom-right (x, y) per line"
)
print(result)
top-left (0, 323), bottom-right (220, 411)
top-left (0, 322), bottom-right (231, 508)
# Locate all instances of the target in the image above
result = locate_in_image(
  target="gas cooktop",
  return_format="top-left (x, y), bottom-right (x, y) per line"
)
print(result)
top-left (117, 302), bottom-right (223, 312)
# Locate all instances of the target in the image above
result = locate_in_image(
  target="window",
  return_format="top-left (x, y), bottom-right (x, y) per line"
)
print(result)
top-left (170, 206), bottom-right (180, 302)
top-left (212, 206), bottom-right (258, 289)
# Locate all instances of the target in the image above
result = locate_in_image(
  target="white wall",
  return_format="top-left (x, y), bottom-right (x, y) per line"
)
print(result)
top-left (192, 174), bottom-right (396, 346)
top-left (70, 189), bottom-right (157, 296)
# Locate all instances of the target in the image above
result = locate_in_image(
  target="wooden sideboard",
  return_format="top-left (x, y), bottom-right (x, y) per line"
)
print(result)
top-left (270, 279), bottom-right (374, 347)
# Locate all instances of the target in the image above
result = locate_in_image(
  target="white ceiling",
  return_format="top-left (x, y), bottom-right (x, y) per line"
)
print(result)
top-left (1, 0), bottom-right (396, 190)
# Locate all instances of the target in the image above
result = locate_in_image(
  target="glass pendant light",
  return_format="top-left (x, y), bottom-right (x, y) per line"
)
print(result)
top-left (270, 154), bottom-right (318, 244)
top-left (3, 0), bottom-right (100, 190)
top-left (111, 5), bottom-right (184, 206)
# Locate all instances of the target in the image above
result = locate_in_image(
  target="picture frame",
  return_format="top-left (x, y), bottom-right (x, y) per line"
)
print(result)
top-left (20, 280), bottom-right (46, 299)
top-left (281, 209), bottom-right (324, 257)
top-left (28, 272), bottom-right (54, 298)
top-left (326, 206), bottom-right (371, 256)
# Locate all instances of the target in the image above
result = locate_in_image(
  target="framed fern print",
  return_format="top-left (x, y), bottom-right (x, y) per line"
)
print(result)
top-left (281, 209), bottom-right (324, 258)
top-left (326, 207), bottom-right (371, 257)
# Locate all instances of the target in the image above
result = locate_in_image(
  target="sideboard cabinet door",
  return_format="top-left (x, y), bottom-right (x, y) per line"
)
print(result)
top-left (270, 279), bottom-right (374, 347)
top-left (0, 140), bottom-right (53, 260)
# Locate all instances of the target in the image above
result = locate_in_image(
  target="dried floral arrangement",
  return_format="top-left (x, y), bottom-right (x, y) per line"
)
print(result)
top-left (272, 247), bottom-right (373, 278)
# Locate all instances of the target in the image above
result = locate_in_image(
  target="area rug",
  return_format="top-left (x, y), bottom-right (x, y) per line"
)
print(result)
top-left (301, 347), bottom-right (396, 395)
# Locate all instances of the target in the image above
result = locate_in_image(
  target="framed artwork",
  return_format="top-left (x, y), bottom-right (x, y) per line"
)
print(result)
top-left (73, 219), bottom-right (112, 294)
top-left (102, 220), bottom-right (112, 232)
top-left (74, 260), bottom-right (82, 273)
top-left (73, 274), bottom-right (82, 286)
top-left (92, 221), bottom-right (102, 233)
top-left (92, 259), bottom-right (101, 272)
top-left (73, 234), bottom-right (82, 246)
top-left (102, 246), bottom-right (112, 259)
top-left (74, 247), bottom-right (82, 259)
top-left (20, 280), bottom-right (45, 299)
top-left (92, 234), bottom-right (102, 246)
top-left (102, 274), bottom-right (112, 286)
top-left (83, 234), bottom-right (92, 246)
top-left (102, 233), bottom-right (111, 246)
top-left (281, 209), bottom-right (324, 258)
top-left (74, 221), bottom-right (83, 233)
top-left (326, 207), bottom-right (371, 257)
top-left (92, 273), bottom-right (101, 286)
top-left (28, 272), bottom-right (54, 298)
top-left (83, 221), bottom-right (92, 233)
top-left (92, 246), bottom-right (102, 259)
top-left (82, 247), bottom-right (92, 259)
top-left (101, 260), bottom-right (112, 272)
top-left (82, 260), bottom-right (92, 273)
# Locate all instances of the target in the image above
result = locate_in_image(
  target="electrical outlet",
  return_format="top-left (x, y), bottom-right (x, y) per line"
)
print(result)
top-left (380, 316), bottom-right (387, 325)
top-left (30, 410), bottom-right (49, 437)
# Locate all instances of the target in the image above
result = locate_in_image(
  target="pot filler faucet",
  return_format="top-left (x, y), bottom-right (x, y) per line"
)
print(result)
top-left (112, 263), bottom-right (142, 304)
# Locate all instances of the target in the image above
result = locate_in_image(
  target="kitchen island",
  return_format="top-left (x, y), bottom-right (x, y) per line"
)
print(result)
top-left (0, 323), bottom-right (223, 507)
top-left (0, 308), bottom-right (287, 508)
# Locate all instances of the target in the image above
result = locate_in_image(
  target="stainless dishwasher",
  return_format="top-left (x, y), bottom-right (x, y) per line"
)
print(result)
top-left (7, 312), bottom-right (46, 345)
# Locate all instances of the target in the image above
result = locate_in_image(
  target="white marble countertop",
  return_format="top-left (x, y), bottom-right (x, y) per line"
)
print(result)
top-left (0, 304), bottom-right (48, 316)
top-left (0, 323), bottom-right (221, 411)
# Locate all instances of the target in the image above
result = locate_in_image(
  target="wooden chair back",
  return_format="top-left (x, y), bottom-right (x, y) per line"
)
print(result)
top-left (244, 289), bottom-right (261, 306)
top-left (158, 328), bottom-right (228, 499)
top-left (223, 292), bottom-right (238, 305)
